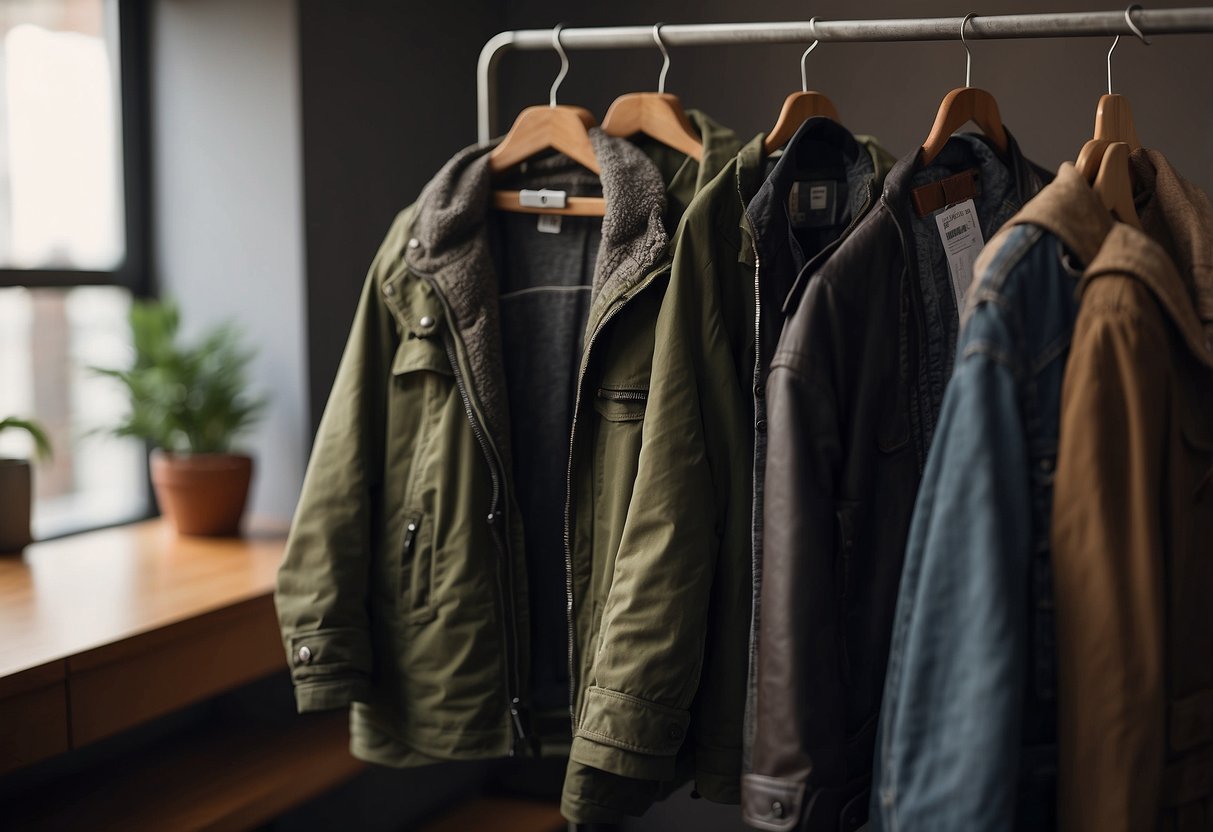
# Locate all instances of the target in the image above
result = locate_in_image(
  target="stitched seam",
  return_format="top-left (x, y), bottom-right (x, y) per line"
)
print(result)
top-left (576, 727), bottom-right (674, 756)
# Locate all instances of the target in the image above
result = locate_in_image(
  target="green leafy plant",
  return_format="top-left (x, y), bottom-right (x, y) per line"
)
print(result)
top-left (91, 300), bottom-right (267, 454)
top-left (0, 417), bottom-right (53, 461)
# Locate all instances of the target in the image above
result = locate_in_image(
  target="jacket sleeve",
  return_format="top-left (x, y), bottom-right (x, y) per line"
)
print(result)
top-left (744, 277), bottom-right (848, 830)
top-left (566, 226), bottom-right (744, 790)
top-left (870, 337), bottom-right (1031, 832)
top-left (1051, 303), bottom-right (1167, 832)
top-left (273, 208), bottom-right (413, 713)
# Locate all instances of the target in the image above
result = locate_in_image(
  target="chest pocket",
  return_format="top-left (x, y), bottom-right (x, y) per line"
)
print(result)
top-left (594, 386), bottom-right (649, 422)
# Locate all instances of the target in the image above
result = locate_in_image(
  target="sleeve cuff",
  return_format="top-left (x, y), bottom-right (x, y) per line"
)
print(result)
top-left (284, 627), bottom-right (373, 711)
top-left (569, 685), bottom-right (691, 781)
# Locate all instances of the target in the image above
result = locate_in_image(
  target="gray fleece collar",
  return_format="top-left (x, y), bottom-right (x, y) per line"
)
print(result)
top-left (402, 128), bottom-right (669, 475)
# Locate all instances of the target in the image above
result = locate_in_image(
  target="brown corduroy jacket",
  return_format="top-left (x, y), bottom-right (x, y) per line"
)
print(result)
top-left (1052, 149), bottom-right (1213, 832)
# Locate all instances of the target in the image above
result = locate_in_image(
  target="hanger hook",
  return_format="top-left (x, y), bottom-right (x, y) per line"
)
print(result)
top-left (653, 23), bottom-right (671, 94)
top-left (961, 12), bottom-right (977, 88)
top-left (1108, 4), bottom-right (1151, 95)
top-left (550, 23), bottom-right (569, 107)
top-left (801, 17), bottom-right (821, 93)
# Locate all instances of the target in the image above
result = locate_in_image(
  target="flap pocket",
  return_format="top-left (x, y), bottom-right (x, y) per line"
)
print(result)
top-left (594, 386), bottom-right (648, 422)
top-left (392, 336), bottom-right (451, 377)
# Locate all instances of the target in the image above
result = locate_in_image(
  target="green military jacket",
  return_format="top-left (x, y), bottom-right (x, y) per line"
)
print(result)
top-left (274, 117), bottom-right (741, 820)
top-left (562, 126), bottom-right (895, 822)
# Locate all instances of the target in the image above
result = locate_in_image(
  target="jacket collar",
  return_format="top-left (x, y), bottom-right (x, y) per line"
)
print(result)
top-left (1083, 150), bottom-right (1213, 369)
top-left (652, 109), bottom-right (743, 224)
top-left (746, 116), bottom-right (881, 274)
top-left (401, 128), bottom-right (669, 471)
top-left (1003, 161), bottom-right (1114, 266)
top-left (882, 128), bottom-right (1047, 259)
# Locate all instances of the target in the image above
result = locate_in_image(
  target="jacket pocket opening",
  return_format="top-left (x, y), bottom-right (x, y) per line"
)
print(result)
top-left (402, 513), bottom-right (438, 625)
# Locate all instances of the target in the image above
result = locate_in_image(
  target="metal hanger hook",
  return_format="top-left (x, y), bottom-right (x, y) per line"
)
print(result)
top-left (961, 12), bottom-right (977, 87)
top-left (653, 23), bottom-right (671, 94)
top-left (550, 23), bottom-right (569, 107)
top-left (801, 17), bottom-right (821, 93)
top-left (1107, 4), bottom-right (1151, 95)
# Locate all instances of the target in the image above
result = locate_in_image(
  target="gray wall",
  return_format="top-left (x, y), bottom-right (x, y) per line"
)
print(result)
top-left (151, 0), bottom-right (308, 520)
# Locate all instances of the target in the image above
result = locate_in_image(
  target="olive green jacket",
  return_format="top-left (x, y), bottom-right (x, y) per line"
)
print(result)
top-left (274, 117), bottom-right (741, 818)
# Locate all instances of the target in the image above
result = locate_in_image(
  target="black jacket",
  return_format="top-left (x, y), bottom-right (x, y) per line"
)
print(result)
top-left (743, 131), bottom-right (1049, 832)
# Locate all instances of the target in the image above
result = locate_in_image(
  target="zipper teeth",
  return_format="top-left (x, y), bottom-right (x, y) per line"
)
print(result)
top-left (597, 389), bottom-right (648, 402)
top-left (563, 271), bottom-right (667, 725)
top-left (425, 277), bottom-right (523, 751)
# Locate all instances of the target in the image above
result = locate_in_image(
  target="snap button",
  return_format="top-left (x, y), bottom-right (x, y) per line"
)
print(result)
top-left (419, 315), bottom-right (436, 329)
top-left (754, 383), bottom-right (765, 400)
top-left (755, 418), bottom-right (767, 433)
top-left (296, 645), bottom-right (312, 664)
top-left (667, 724), bottom-right (683, 740)
top-left (770, 800), bottom-right (784, 818)
top-left (408, 237), bottom-right (421, 250)
top-left (383, 284), bottom-right (396, 297)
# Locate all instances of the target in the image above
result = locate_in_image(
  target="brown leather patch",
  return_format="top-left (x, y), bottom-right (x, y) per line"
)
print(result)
top-left (911, 169), bottom-right (979, 217)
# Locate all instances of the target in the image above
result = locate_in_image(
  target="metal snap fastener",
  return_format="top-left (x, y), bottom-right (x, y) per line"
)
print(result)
top-left (408, 237), bottom-right (421, 250)
top-left (297, 645), bottom-right (312, 663)
top-left (407, 522), bottom-right (417, 533)
top-left (419, 315), bottom-right (435, 328)
top-left (770, 800), bottom-right (784, 818)
top-left (383, 284), bottom-right (395, 296)
top-left (667, 724), bottom-right (683, 740)
top-left (755, 418), bottom-right (767, 433)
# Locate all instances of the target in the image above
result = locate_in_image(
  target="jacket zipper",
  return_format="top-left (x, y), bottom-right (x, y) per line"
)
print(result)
top-left (597, 388), bottom-right (648, 402)
top-left (563, 268), bottom-right (670, 724)
top-left (422, 275), bottom-right (525, 754)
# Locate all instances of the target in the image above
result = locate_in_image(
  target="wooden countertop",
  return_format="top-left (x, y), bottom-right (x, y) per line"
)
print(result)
top-left (0, 519), bottom-right (288, 681)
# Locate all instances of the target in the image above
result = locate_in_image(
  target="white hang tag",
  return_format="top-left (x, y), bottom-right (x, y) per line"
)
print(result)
top-left (933, 198), bottom-right (985, 312)
top-left (536, 214), bottom-right (563, 234)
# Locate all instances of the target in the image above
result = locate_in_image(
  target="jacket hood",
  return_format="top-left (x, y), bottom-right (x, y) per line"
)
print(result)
top-left (402, 128), bottom-right (669, 479)
top-left (1083, 149), bottom-right (1213, 369)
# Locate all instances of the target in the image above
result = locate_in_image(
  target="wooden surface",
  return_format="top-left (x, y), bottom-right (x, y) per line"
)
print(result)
top-left (0, 520), bottom-right (289, 771)
top-left (2, 709), bottom-right (361, 832)
top-left (0, 519), bottom-right (287, 681)
top-left (489, 104), bottom-right (601, 176)
top-left (764, 90), bottom-right (841, 153)
top-left (920, 86), bottom-right (1008, 166)
top-left (419, 797), bottom-right (567, 832)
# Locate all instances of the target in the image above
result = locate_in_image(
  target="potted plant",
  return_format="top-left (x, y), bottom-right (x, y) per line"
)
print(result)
top-left (93, 300), bottom-right (267, 536)
top-left (0, 417), bottom-right (53, 552)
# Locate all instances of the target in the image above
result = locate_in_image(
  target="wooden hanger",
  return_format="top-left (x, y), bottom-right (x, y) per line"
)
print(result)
top-left (489, 25), bottom-right (605, 217)
top-left (1073, 6), bottom-right (1148, 228)
top-left (1092, 142), bottom-right (1141, 228)
top-left (765, 24), bottom-right (841, 154)
top-left (920, 15), bottom-right (1008, 166)
top-left (600, 24), bottom-right (703, 161)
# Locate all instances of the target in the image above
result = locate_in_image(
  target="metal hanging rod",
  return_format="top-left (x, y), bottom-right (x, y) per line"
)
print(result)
top-left (477, 7), bottom-right (1213, 141)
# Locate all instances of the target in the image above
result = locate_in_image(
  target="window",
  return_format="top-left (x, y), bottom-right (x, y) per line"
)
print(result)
top-left (0, 0), bottom-right (149, 539)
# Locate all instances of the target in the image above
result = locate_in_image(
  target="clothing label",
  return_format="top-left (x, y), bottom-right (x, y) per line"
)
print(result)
top-left (536, 214), bottom-right (562, 234)
top-left (789, 180), bottom-right (837, 229)
top-left (933, 198), bottom-right (985, 312)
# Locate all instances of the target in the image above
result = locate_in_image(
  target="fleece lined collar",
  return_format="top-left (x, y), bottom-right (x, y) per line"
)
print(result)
top-left (401, 128), bottom-right (670, 476)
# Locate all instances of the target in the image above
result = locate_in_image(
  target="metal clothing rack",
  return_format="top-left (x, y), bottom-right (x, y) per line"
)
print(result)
top-left (477, 7), bottom-right (1213, 141)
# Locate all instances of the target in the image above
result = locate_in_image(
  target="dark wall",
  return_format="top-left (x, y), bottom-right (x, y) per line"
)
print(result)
top-left (298, 1), bottom-right (504, 430)
top-left (303, 0), bottom-right (1213, 428)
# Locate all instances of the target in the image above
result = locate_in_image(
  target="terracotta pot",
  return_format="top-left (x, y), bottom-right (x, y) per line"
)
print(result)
top-left (0, 458), bottom-right (32, 552)
top-left (150, 450), bottom-right (254, 537)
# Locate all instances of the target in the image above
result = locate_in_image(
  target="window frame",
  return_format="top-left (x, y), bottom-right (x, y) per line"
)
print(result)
top-left (0, 0), bottom-right (151, 294)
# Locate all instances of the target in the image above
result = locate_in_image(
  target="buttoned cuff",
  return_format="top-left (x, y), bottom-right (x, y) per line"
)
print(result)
top-left (569, 686), bottom-right (691, 781)
top-left (284, 627), bottom-right (373, 712)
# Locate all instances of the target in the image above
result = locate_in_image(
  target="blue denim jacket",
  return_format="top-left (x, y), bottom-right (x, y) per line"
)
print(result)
top-left (871, 164), bottom-right (1114, 831)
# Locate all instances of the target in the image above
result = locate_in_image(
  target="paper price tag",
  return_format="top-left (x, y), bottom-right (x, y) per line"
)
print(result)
top-left (933, 198), bottom-right (985, 312)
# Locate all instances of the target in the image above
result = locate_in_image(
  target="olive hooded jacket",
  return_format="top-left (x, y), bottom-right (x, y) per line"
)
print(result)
top-left (273, 117), bottom-right (743, 822)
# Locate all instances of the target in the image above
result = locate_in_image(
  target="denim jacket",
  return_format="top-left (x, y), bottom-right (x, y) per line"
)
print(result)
top-left (871, 164), bottom-right (1114, 831)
